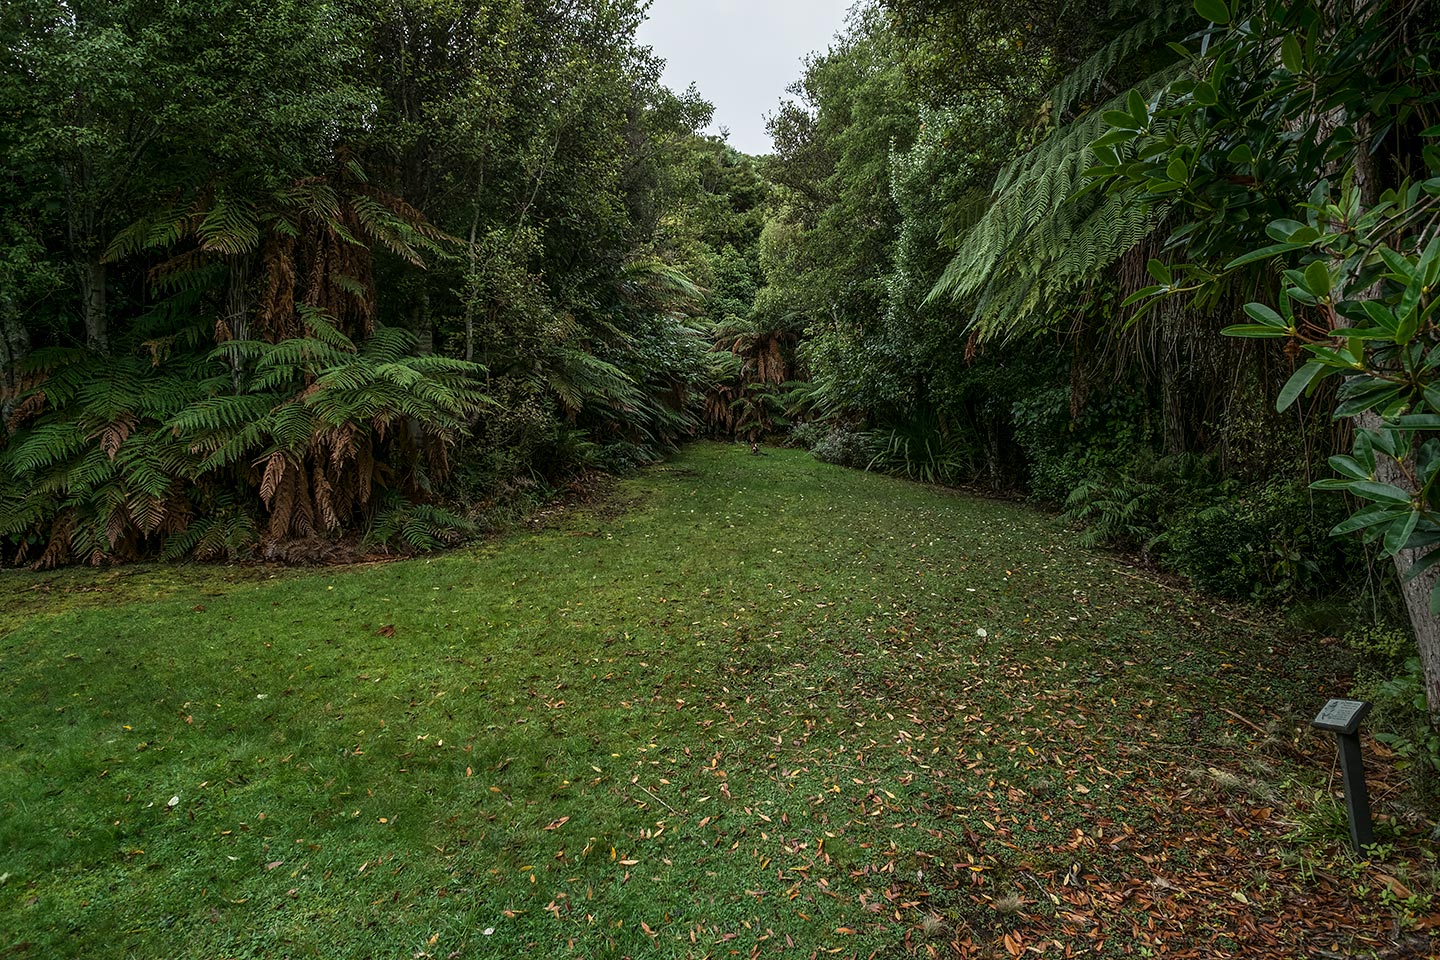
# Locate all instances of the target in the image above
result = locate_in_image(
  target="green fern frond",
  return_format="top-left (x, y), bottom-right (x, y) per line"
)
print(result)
top-left (166, 394), bottom-right (277, 438)
top-left (197, 190), bottom-right (260, 255)
top-left (1050, 4), bottom-right (1186, 118)
top-left (4, 422), bottom-right (89, 475)
top-left (357, 326), bottom-right (413, 363)
top-left (350, 195), bottom-right (435, 267)
top-left (298, 307), bottom-right (359, 352)
top-left (275, 182), bottom-right (343, 223)
top-left (104, 205), bottom-right (195, 262)
top-left (929, 64), bottom-right (1183, 338)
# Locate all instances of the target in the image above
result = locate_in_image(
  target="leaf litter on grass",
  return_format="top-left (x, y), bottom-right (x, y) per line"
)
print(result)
top-left (0, 443), bottom-right (1436, 959)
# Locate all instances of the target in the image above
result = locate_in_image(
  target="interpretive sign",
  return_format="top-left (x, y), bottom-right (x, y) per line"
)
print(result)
top-left (1310, 698), bottom-right (1374, 853)
top-left (1311, 698), bottom-right (1372, 735)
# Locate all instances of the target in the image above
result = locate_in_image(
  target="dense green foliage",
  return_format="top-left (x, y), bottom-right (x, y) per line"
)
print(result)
top-left (0, 0), bottom-right (783, 564)
top-left (758, 1), bottom-right (1350, 600)
top-left (1083, 0), bottom-right (1440, 719)
top-left (6, 445), bottom-right (1431, 958)
top-left (733, 0), bottom-right (1440, 736)
top-left (759, 10), bottom-right (1403, 570)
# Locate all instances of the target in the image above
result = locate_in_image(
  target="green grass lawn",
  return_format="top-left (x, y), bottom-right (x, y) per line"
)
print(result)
top-left (2, 443), bottom-right (1435, 959)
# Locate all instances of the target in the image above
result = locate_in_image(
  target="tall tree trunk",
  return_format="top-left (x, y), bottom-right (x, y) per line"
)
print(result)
top-left (413, 287), bottom-right (433, 356)
top-left (0, 308), bottom-right (31, 435)
top-left (463, 205), bottom-right (482, 364)
top-left (78, 255), bottom-right (108, 355)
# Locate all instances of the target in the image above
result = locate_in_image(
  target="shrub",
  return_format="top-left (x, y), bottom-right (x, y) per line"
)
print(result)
top-left (367, 496), bottom-right (479, 553)
top-left (1062, 471), bottom-right (1172, 555)
top-left (1012, 384), bottom-right (1152, 506)
top-left (1169, 479), bottom-right (1347, 601)
top-left (812, 426), bottom-right (875, 470)
top-left (789, 420), bottom-right (828, 451)
top-left (1360, 658), bottom-right (1440, 783)
top-left (1346, 624), bottom-right (1417, 665)
top-left (1059, 452), bottom-right (1215, 557)
top-left (864, 414), bottom-right (975, 486)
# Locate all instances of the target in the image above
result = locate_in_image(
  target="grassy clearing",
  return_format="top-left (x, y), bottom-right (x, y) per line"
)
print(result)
top-left (1, 443), bottom-right (1436, 958)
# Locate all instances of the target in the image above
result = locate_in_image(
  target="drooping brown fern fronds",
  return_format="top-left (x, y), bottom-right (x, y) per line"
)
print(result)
top-left (0, 158), bottom-right (485, 565)
top-left (702, 316), bottom-right (800, 437)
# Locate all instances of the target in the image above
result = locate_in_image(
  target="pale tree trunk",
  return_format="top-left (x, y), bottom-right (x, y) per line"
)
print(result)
top-left (63, 144), bottom-right (109, 357)
top-left (1349, 124), bottom-right (1440, 728)
top-left (0, 309), bottom-right (30, 435)
top-left (78, 255), bottom-right (107, 355)
top-left (463, 214), bottom-right (481, 364)
top-left (412, 288), bottom-right (433, 356)
top-left (462, 117), bottom-right (497, 368)
top-left (224, 254), bottom-right (252, 391)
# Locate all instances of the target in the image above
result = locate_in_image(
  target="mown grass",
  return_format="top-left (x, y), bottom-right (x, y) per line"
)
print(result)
top-left (1, 443), bottom-right (1435, 959)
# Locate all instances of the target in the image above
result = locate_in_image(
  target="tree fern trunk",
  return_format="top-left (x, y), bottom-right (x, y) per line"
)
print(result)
top-left (225, 254), bottom-right (253, 391)
top-left (1160, 345), bottom-right (1185, 456)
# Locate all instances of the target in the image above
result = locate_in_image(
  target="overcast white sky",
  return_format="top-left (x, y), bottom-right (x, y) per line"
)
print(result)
top-left (636, 0), bottom-right (855, 155)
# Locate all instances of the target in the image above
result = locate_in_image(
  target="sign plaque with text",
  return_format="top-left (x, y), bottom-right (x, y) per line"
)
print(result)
top-left (1311, 698), bottom-right (1375, 853)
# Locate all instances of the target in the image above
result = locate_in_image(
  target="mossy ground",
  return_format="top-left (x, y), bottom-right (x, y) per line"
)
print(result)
top-left (1, 443), bottom-right (1435, 958)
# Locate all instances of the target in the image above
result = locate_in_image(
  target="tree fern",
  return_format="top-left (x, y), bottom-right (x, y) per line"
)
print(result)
top-left (928, 1), bottom-right (1186, 340)
top-left (196, 190), bottom-right (261, 256)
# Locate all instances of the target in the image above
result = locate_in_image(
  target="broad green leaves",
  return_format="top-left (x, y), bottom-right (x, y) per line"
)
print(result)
top-left (1193, 0), bottom-right (1231, 25)
top-left (1090, 0), bottom-right (1440, 640)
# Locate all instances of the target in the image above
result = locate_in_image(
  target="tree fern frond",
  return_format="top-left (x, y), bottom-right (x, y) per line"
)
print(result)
top-left (104, 204), bottom-right (196, 262)
top-left (1050, 4), bottom-right (1187, 118)
top-left (929, 64), bottom-right (1183, 337)
top-left (298, 307), bottom-right (359, 352)
top-left (197, 190), bottom-right (260, 255)
top-left (166, 394), bottom-right (277, 438)
top-left (357, 325), bottom-right (414, 364)
top-left (4, 422), bottom-right (89, 475)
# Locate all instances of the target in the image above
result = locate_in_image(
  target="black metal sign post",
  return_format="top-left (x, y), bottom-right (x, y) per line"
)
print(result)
top-left (1311, 698), bottom-right (1374, 855)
